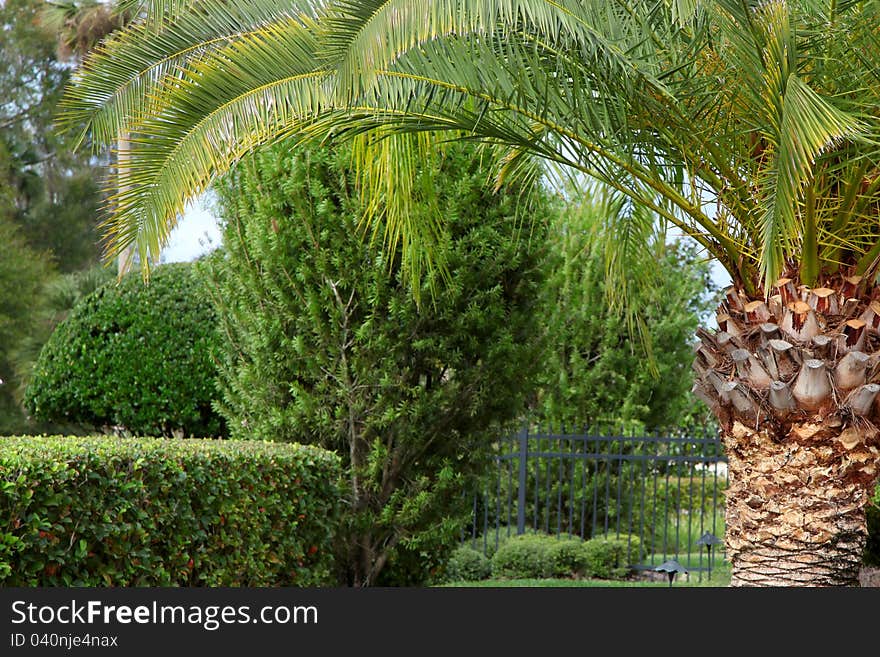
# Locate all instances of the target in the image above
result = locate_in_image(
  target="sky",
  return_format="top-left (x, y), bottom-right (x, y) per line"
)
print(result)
top-left (159, 194), bottom-right (222, 264)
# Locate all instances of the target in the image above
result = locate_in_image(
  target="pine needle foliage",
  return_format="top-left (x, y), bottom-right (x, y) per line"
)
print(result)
top-left (202, 140), bottom-right (551, 586)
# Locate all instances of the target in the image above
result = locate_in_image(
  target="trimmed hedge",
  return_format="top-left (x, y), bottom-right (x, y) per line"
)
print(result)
top-left (441, 544), bottom-right (492, 583)
top-left (0, 436), bottom-right (341, 586)
top-left (487, 532), bottom-right (640, 581)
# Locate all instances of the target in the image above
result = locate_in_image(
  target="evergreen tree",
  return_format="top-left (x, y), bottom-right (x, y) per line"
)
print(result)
top-left (0, 0), bottom-right (108, 430)
top-left (0, 218), bottom-right (54, 434)
top-left (535, 192), bottom-right (718, 431)
top-left (0, 0), bottom-right (102, 272)
top-left (204, 141), bottom-right (550, 586)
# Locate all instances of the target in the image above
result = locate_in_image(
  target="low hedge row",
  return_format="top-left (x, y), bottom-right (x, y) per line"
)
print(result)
top-left (0, 436), bottom-right (341, 586)
top-left (443, 531), bottom-right (641, 582)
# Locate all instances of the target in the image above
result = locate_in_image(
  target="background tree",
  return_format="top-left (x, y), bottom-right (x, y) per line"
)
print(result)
top-left (38, 0), bottom-right (135, 271)
top-left (535, 188), bottom-right (718, 431)
top-left (0, 220), bottom-right (54, 435)
top-left (0, 0), bottom-right (103, 272)
top-left (203, 140), bottom-right (549, 586)
top-left (0, 0), bottom-right (111, 431)
top-left (58, 0), bottom-right (880, 586)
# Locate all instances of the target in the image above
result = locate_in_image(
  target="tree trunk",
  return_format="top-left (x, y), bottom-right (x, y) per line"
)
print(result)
top-left (723, 420), bottom-right (877, 586)
top-left (117, 133), bottom-right (136, 274)
top-left (693, 274), bottom-right (880, 586)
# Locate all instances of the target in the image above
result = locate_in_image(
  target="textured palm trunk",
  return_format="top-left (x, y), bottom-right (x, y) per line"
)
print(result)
top-left (723, 420), bottom-right (876, 586)
top-left (117, 133), bottom-right (136, 274)
top-left (693, 274), bottom-right (880, 586)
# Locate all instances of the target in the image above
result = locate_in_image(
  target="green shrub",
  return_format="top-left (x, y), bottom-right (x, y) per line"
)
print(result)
top-left (490, 534), bottom-right (553, 579)
top-left (24, 262), bottom-right (224, 437)
top-left (583, 534), bottom-right (641, 580)
top-left (10, 263), bottom-right (115, 414)
top-left (489, 532), bottom-right (600, 579)
top-left (442, 545), bottom-right (492, 582)
top-left (0, 435), bottom-right (341, 586)
top-left (545, 537), bottom-right (591, 578)
top-left (464, 527), bottom-right (539, 559)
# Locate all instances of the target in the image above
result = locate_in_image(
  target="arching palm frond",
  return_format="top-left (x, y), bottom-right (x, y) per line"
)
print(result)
top-left (102, 15), bottom-right (332, 270)
top-left (58, 0), bottom-right (880, 294)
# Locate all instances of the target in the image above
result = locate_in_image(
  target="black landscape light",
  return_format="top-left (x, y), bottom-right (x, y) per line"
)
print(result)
top-left (696, 531), bottom-right (722, 581)
top-left (654, 560), bottom-right (688, 587)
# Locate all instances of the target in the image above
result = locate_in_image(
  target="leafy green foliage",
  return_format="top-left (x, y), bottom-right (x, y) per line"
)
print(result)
top-left (0, 219), bottom-right (55, 435)
top-left (535, 196), bottom-right (718, 429)
top-left (0, 0), bottom-right (108, 433)
top-left (488, 531), bottom-right (639, 580)
top-left (489, 534), bottom-right (554, 579)
top-left (439, 544), bottom-right (492, 583)
top-left (464, 527), bottom-right (525, 560)
top-left (203, 140), bottom-right (550, 585)
top-left (10, 264), bottom-right (115, 423)
top-left (544, 536), bottom-right (593, 578)
top-left (582, 534), bottom-right (641, 580)
top-left (55, 1), bottom-right (880, 294)
top-left (24, 262), bottom-right (224, 437)
top-left (0, 435), bottom-right (341, 586)
top-left (0, 0), bottom-right (103, 273)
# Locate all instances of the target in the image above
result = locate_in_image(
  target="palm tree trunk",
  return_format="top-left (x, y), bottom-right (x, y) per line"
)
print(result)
top-left (723, 420), bottom-right (877, 586)
top-left (117, 133), bottom-right (136, 274)
top-left (693, 275), bottom-right (880, 586)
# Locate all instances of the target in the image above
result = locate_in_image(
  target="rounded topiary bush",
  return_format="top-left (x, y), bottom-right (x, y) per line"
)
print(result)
top-left (490, 534), bottom-right (553, 579)
top-left (24, 262), bottom-right (224, 437)
top-left (545, 536), bottom-right (591, 578)
top-left (442, 544), bottom-right (492, 583)
top-left (582, 534), bottom-right (641, 580)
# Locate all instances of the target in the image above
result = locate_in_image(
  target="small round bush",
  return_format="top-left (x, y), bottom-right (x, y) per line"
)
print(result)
top-left (468, 527), bottom-right (529, 559)
top-left (24, 262), bottom-right (224, 437)
top-left (490, 534), bottom-right (553, 579)
top-left (545, 536), bottom-right (591, 578)
top-left (443, 545), bottom-right (492, 582)
top-left (583, 534), bottom-right (641, 580)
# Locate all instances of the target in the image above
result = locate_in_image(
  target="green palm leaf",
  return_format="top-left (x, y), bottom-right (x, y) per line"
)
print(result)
top-left (56, 0), bottom-right (880, 295)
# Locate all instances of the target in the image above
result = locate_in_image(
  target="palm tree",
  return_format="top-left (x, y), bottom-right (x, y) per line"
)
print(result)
top-left (58, 0), bottom-right (880, 586)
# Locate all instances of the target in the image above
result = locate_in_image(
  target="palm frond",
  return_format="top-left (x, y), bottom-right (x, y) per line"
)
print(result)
top-left (56, 0), bottom-right (318, 149)
top-left (349, 131), bottom-right (450, 302)
top-left (103, 18), bottom-right (332, 270)
top-left (56, 0), bottom-right (880, 296)
top-left (759, 74), bottom-right (863, 289)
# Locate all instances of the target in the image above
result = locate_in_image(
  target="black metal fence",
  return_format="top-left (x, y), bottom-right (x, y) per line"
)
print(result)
top-left (464, 425), bottom-right (728, 578)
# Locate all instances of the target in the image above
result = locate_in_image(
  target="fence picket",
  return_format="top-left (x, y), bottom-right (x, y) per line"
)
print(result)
top-left (467, 425), bottom-right (728, 577)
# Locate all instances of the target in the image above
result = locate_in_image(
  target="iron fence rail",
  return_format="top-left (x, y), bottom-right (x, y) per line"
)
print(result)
top-left (465, 426), bottom-right (729, 580)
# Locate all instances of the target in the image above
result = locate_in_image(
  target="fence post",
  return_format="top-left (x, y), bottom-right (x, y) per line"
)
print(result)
top-left (517, 424), bottom-right (529, 535)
